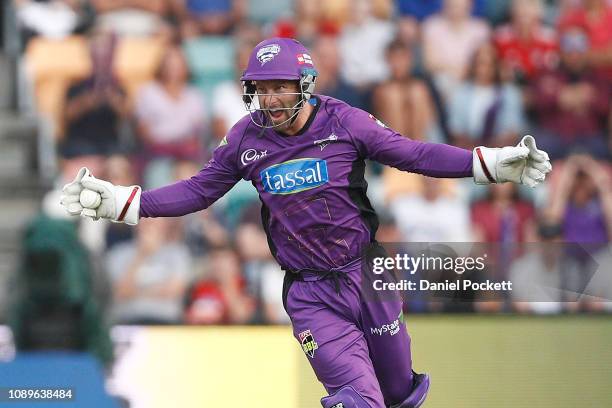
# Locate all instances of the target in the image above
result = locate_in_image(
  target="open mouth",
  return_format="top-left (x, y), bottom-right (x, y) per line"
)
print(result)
top-left (268, 109), bottom-right (284, 120)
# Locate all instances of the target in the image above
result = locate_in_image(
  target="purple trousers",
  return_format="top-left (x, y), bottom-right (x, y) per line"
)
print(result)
top-left (283, 261), bottom-right (414, 408)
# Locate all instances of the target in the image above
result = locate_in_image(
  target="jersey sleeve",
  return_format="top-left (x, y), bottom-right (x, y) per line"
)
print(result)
top-left (140, 129), bottom-right (243, 218)
top-left (345, 108), bottom-right (473, 178)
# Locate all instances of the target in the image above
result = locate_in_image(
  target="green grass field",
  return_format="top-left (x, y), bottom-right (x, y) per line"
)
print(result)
top-left (298, 315), bottom-right (612, 407)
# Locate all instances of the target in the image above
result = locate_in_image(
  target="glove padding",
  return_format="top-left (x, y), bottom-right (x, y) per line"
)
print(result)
top-left (473, 135), bottom-right (552, 187)
top-left (80, 174), bottom-right (141, 225)
top-left (60, 167), bottom-right (90, 215)
top-left (59, 167), bottom-right (142, 225)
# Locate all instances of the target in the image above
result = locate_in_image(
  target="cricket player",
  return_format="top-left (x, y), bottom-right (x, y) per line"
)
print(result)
top-left (60, 38), bottom-right (551, 408)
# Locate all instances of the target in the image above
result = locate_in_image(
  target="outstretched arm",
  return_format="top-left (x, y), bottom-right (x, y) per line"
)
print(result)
top-left (346, 109), bottom-right (551, 187)
top-left (347, 109), bottom-right (472, 178)
top-left (140, 156), bottom-right (240, 218)
top-left (60, 130), bottom-right (243, 224)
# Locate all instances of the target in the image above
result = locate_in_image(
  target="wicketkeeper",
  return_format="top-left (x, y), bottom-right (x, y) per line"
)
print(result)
top-left (61, 38), bottom-right (551, 408)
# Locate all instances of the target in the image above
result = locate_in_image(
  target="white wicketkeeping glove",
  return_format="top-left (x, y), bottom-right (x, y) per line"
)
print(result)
top-left (473, 135), bottom-right (552, 187)
top-left (79, 172), bottom-right (142, 225)
top-left (59, 167), bottom-right (142, 225)
top-left (60, 167), bottom-right (90, 215)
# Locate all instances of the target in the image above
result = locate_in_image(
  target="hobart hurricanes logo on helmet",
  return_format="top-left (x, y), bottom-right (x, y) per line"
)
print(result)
top-left (256, 44), bottom-right (281, 66)
top-left (260, 158), bottom-right (328, 195)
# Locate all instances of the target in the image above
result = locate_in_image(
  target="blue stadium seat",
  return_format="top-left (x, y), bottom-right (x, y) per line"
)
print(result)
top-left (247, 0), bottom-right (293, 25)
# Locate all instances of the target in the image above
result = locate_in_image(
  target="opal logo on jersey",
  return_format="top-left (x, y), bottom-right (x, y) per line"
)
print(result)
top-left (260, 158), bottom-right (329, 195)
top-left (240, 148), bottom-right (267, 165)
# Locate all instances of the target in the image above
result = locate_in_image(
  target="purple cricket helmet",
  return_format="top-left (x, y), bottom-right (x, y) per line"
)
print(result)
top-left (241, 37), bottom-right (318, 128)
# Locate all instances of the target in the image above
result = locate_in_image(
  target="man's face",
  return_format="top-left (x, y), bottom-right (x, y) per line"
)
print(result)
top-left (255, 80), bottom-right (300, 130)
top-left (560, 30), bottom-right (589, 71)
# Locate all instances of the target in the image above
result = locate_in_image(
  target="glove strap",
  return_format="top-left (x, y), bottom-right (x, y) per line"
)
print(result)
top-left (473, 146), bottom-right (498, 184)
top-left (117, 186), bottom-right (140, 222)
top-left (114, 185), bottom-right (142, 225)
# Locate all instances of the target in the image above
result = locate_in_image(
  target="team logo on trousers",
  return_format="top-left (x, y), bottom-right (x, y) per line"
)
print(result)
top-left (298, 329), bottom-right (318, 358)
top-left (370, 318), bottom-right (400, 336)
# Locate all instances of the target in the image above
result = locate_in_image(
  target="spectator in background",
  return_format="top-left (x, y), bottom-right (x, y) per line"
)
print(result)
top-left (396, 0), bottom-right (489, 44)
top-left (174, 0), bottom-right (243, 38)
top-left (388, 175), bottom-right (473, 242)
top-left (174, 161), bottom-right (231, 259)
top-left (91, 0), bottom-right (171, 38)
top-left (530, 26), bottom-right (610, 159)
top-left (558, 0), bottom-right (612, 78)
top-left (318, 0), bottom-right (351, 36)
top-left (375, 211), bottom-right (403, 243)
top-left (472, 183), bottom-right (535, 284)
top-left (134, 44), bottom-right (206, 188)
top-left (494, 0), bottom-right (559, 83)
top-left (259, 262), bottom-right (291, 324)
top-left (235, 203), bottom-right (286, 324)
top-left (472, 183), bottom-right (535, 243)
top-left (509, 222), bottom-right (582, 314)
top-left (547, 154), bottom-right (612, 244)
top-left (422, 0), bottom-right (491, 97)
top-left (106, 218), bottom-right (192, 325)
top-left (211, 42), bottom-right (251, 144)
top-left (397, 0), bottom-right (487, 22)
top-left (15, 0), bottom-right (87, 44)
top-left (11, 209), bottom-right (113, 366)
top-left (273, 0), bottom-right (331, 46)
top-left (545, 154), bottom-right (612, 312)
top-left (338, 0), bottom-right (395, 105)
top-left (448, 43), bottom-right (525, 149)
top-left (232, 19), bottom-right (264, 46)
top-left (585, 244), bottom-right (612, 312)
top-left (373, 39), bottom-right (443, 142)
top-left (60, 30), bottom-right (127, 173)
top-left (185, 247), bottom-right (255, 325)
top-left (311, 35), bottom-right (368, 110)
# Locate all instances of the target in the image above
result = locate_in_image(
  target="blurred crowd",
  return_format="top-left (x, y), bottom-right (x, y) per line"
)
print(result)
top-left (11, 0), bottom-right (612, 324)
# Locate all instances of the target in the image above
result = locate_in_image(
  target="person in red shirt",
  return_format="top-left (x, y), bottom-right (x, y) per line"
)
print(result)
top-left (558, 0), bottom-right (612, 78)
top-left (529, 26), bottom-right (610, 159)
top-left (493, 0), bottom-right (558, 83)
top-left (471, 183), bottom-right (535, 244)
top-left (185, 248), bottom-right (255, 325)
top-left (272, 0), bottom-right (342, 44)
top-left (471, 183), bottom-right (536, 282)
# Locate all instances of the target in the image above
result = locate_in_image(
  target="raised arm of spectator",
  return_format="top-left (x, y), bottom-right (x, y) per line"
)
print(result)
top-left (582, 156), bottom-right (612, 238)
top-left (586, 79), bottom-right (611, 118)
top-left (63, 89), bottom-right (100, 127)
top-left (547, 156), bottom-right (580, 223)
top-left (530, 73), bottom-right (562, 114)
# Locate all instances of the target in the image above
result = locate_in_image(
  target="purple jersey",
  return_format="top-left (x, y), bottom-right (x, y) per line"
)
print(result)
top-left (140, 95), bottom-right (472, 272)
